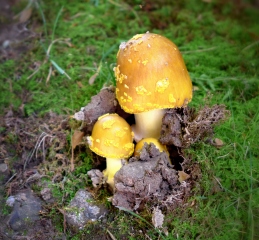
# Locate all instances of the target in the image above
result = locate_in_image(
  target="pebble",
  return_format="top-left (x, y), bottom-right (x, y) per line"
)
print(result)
top-left (65, 189), bottom-right (108, 230)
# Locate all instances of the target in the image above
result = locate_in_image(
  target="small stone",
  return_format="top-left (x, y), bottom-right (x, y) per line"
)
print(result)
top-left (65, 189), bottom-right (108, 231)
top-left (6, 196), bottom-right (16, 207)
top-left (0, 163), bottom-right (8, 173)
top-left (7, 189), bottom-right (42, 232)
top-left (73, 111), bottom-right (85, 121)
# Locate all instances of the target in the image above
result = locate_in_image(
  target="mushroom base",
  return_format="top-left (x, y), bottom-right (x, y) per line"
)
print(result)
top-left (103, 158), bottom-right (125, 191)
top-left (132, 109), bottom-right (165, 142)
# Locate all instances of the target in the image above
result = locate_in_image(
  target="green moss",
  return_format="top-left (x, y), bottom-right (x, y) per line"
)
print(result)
top-left (0, 0), bottom-right (259, 238)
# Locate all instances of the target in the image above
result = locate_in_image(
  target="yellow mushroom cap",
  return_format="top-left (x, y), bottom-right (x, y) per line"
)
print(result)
top-left (114, 32), bottom-right (193, 114)
top-left (88, 113), bottom-right (134, 159)
top-left (134, 137), bottom-right (168, 157)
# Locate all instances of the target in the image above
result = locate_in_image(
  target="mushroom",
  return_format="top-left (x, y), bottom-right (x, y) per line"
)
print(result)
top-left (87, 113), bottom-right (134, 190)
top-left (114, 32), bottom-right (193, 142)
top-left (133, 137), bottom-right (168, 157)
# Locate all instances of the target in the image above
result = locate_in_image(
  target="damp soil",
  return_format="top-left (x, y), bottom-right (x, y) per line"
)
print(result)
top-left (112, 144), bottom-right (191, 211)
top-left (0, 109), bottom-right (70, 239)
top-left (0, 0), bottom-right (38, 62)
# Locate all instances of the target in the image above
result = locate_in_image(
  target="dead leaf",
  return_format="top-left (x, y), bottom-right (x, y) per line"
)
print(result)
top-left (55, 153), bottom-right (66, 161)
top-left (70, 130), bottom-right (84, 171)
top-left (19, 7), bottom-right (32, 23)
top-left (178, 171), bottom-right (190, 183)
top-left (46, 65), bottom-right (52, 84)
top-left (212, 176), bottom-right (223, 193)
top-left (214, 138), bottom-right (224, 147)
top-left (193, 86), bottom-right (200, 91)
top-left (77, 81), bottom-right (84, 88)
top-left (72, 130), bottom-right (84, 149)
top-left (89, 72), bottom-right (98, 85)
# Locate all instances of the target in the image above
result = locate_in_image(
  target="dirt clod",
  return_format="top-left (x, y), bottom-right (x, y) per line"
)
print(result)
top-left (87, 169), bottom-right (105, 188)
top-left (74, 86), bottom-right (130, 135)
top-left (160, 108), bottom-right (183, 147)
top-left (112, 144), bottom-right (191, 211)
top-left (160, 105), bottom-right (230, 148)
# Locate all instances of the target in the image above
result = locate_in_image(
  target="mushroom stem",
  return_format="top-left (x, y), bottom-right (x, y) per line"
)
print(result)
top-left (132, 109), bottom-right (165, 142)
top-left (103, 158), bottom-right (124, 190)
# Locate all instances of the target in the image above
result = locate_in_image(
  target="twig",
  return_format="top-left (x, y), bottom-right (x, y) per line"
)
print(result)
top-left (107, 229), bottom-right (117, 240)
top-left (242, 40), bottom-right (259, 52)
top-left (27, 38), bottom-right (72, 81)
top-left (4, 173), bottom-right (17, 186)
top-left (182, 46), bottom-right (217, 54)
top-left (213, 176), bottom-right (224, 190)
top-left (24, 132), bottom-right (54, 170)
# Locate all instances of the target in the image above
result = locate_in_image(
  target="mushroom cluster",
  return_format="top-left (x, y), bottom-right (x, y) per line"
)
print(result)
top-left (85, 32), bottom-right (192, 194)
top-left (114, 32), bottom-right (193, 142)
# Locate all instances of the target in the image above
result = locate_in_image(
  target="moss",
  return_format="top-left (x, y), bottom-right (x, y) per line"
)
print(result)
top-left (0, 0), bottom-right (259, 239)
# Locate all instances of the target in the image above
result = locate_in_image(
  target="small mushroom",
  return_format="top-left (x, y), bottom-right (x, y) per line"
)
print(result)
top-left (133, 137), bottom-right (168, 157)
top-left (87, 113), bottom-right (134, 190)
top-left (114, 32), bottom-right (193, 142)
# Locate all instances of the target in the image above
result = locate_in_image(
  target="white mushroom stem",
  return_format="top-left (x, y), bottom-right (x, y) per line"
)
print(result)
top-left (103, 158), bottom-right (124, 190)
top-left (132, 109), bottom-right (165, 142)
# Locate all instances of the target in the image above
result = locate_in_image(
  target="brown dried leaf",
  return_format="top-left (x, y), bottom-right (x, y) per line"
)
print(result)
top-left (77, 81), bottom-right (84, 88)
top-left (193, 86), bottom-right (200, 91)
top-left (55, 153), bottom-right (66, 161)
top-left (214, 138), bottom-right (224, 147)
top-left (89, 72), bottom-right (98, 85)
top-left (72, 130), bottom-right (84, 150)
top-left (70, 130), bottom-right (84, 171)
top-left (19, 7), bottom-right (32, 23)
top-left (178, 171), bottom-right (190, 183)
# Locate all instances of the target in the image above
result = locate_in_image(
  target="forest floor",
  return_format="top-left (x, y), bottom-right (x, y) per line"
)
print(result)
top-left (0, 0), bottom-right (259, 239)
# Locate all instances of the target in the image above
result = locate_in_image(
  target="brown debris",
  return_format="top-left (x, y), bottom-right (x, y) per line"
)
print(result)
top-left (212, 138), bottom-right (225, 148)
top-left (74, 86), bottom-right (130, 135)
top-left (159, 108), bottom-right (183, 147)
top-left (0, 0), bottom-right (37, 62)
top-left (160, 105), bottom-right (230, 148)
top-left (0, 109), bottom-right (69, 194)
top-left (112, 144), bottom-right (191, 211)
top-left (70, 130), bottom-right (84, 171)
top-left (87, 169), bottom-right (105, 188)
top-left (178, 171), bottom-right (190, 183)
top-left (152, 207), bottom-right (165, 228)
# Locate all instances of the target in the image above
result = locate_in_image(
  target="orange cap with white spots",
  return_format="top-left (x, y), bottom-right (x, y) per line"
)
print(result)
top-left (114, 32), bottom-right (193, 114)
top-left (87, 113), bottom-right (134, 159)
